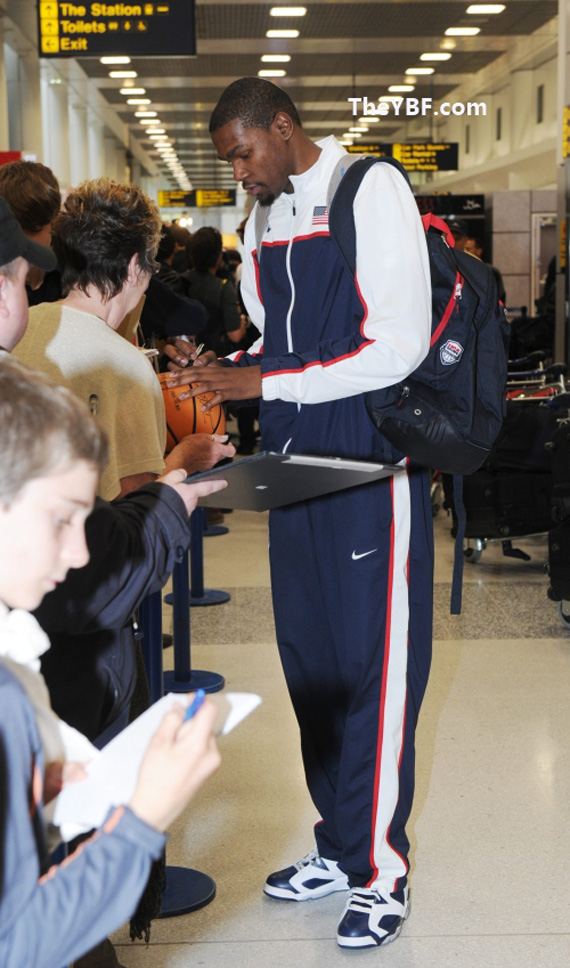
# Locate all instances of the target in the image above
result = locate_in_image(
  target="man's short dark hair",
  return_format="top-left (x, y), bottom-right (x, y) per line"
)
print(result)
top-left (0, 161), bottom-right (61, 234)
top-left (210, 77), bottom-right (302, 133)
top-left (189, 227), bottom-right (222, 273)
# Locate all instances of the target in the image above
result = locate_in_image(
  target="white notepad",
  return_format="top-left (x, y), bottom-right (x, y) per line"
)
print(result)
top-left (53, 692), bottom-right (261, 839)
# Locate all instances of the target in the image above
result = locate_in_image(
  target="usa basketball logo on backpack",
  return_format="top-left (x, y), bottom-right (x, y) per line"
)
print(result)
top-left (158, 372), bottom-right (226, 452)
top-left (440, 340), bottom-right (464, 366)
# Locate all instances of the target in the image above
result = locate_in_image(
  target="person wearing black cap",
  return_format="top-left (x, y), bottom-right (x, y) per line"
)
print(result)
top-left (0, 195), bottom-right (57, 352)
top-left (446, 217), bottom-right (469, 251)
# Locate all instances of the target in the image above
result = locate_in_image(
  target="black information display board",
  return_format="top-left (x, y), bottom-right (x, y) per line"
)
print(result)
top-left (347, 142), bottom-right (459, 172)
top-left (38, 1), bottom-right (196, 58)
top-left (158, 189), bottom-right (237, 208)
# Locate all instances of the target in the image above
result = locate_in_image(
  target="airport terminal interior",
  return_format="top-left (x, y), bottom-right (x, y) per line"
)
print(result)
top-left (2, 0), bottom-right (570, 965)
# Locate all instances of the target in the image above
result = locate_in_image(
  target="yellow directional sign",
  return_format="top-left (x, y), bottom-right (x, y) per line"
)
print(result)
top-left (158, 188), bottom-right (236, 208)
top-left (38, 0), bottom-right (195, 58)
top-left (347, 142), bottom-right (458, 172)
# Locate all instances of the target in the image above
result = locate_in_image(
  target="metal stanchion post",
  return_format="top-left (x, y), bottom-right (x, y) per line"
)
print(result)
top-left (138, 591), bottom-right (216, 915)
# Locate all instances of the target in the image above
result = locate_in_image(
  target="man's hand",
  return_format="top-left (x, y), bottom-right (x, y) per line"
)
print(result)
top-left (163, 338), bottom-right (204, 370)
top-left (164, 361), bottom-right (262, 411)
top-left (163, 432), bottom-right (236, 474)
top-left (129, 698), bottom-right (221, 833)
top-left (155, 467), bottom-right (229, 517)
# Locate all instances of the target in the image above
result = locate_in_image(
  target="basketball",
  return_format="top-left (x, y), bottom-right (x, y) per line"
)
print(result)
top-left (158, 372), bottom-right (226, 453)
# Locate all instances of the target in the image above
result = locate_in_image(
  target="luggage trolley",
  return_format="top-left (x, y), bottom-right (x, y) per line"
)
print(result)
top-left (443, 357), bottom-right (569, 567)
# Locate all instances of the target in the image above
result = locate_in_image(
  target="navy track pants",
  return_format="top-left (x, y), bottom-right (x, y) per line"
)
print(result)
top-left (268, 463), bottom-right (433, 891)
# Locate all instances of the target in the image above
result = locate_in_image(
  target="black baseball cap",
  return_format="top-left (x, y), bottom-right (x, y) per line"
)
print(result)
top-left (446, 217), bottom-right (469, 238)
top-left (0, 195), bottom-right (57, 272)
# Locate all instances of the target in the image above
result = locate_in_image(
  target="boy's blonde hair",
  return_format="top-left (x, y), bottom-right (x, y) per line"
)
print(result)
top-left (0, 357), bottom-right (109, 504)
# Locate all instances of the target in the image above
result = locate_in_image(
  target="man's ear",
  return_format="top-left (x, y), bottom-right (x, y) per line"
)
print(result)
top-left (0, 274), bottom-right (10, 318)
top-left (126, 253), bottom-right (140, 286)
top-left (273, 111), bottom-right (294, 142)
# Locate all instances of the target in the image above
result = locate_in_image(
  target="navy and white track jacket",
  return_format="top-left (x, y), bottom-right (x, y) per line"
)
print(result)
top-left (236, 135), bottom-right (431, 460)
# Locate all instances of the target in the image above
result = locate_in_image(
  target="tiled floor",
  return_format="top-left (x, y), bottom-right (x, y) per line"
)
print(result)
top-left (112, 505), bottom-right (570, 967)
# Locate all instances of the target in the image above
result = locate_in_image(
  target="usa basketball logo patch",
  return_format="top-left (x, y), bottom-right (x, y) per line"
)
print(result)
top-left (440, 339), bottom-right (464, 365)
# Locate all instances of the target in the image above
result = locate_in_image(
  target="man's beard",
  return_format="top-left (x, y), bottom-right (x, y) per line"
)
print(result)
top-left (259, 191), bottom-right (276, 207)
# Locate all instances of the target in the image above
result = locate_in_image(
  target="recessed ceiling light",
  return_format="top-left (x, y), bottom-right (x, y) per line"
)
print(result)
top-left (358, 116), bottom-right (379, 122)
top-left (135, 111), bottom-right (156, 117)
top-left (445, 26), bottom-right (481, 35)
top-left (349, 126), bottom-right (368, 133)
top-left (388, 85), bottom-right (415, 93)
top-left (266, 29), bottom-right (299, 38)
top-left (142, 119), bottom-right (161, 126)
top-left (261, 54), bottom-right (291, 62)
top-left (109, 70), bottom-right (137, 78)
top-left (100, 56), bottom-right (131, 64)
top-left (420, 52), bottom-right (452, 61)
top-left (147, 128), bottom-right (165, 134)
top-left (258, 69), bottom-right (287, 77)
top-left (405, 67), bottom-right (434, 75)
top-left (466, 4), bottom-right (505, 12)
top-left (120, 87), bottom-right (146, 95)
top-left (127, 98), bottom-right (151, 105)
top-left (270, 6), bottom-right (306, 14)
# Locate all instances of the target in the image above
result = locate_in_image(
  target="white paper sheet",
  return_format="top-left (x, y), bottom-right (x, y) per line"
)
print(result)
top-left (53, 691), bottom-right (261, 838)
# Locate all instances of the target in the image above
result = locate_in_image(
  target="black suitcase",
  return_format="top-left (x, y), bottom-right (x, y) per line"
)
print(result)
top-left (549, 418), bottom-right (570, 522)
top-left (548, 522), bottom-right (570, 600)
top-left (444, 470), bottom-right (553, 540)
top-left (486, 401), bottom-right (560, 474)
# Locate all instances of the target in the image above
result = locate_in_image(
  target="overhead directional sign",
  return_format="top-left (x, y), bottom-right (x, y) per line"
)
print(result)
top-left (347, 142), bottom-right (459, 172)
top-left (158, 189), bottom-right (236, 208)
top-left (37, 1), bottom-right (196, 58)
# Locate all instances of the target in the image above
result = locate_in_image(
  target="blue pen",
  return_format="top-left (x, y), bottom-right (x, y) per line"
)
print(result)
top-left (184, 688), bottom-right (205, 722)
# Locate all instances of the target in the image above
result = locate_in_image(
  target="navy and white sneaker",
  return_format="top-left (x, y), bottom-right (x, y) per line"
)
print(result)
top-left (263, 848), bottom-right (349, 901)
top-left (336, 885), bottom-right (410, 948)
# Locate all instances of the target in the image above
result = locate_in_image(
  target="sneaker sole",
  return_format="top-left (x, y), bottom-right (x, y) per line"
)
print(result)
top-left (337, 918), bottom-right (405, 948)
top-left (264, 880), bottom-right (349, 902)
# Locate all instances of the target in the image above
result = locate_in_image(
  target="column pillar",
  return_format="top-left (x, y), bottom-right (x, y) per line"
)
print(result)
top-left (0, 21), bottom-right (9, 149)
top-left (68, 101), bottom-right (88, 185)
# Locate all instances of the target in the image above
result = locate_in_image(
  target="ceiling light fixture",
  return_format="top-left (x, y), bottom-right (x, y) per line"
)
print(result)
top-left (388, 85), bottom-right (415, 92)
top-left (270, 6), bottom-right (306, 14)
top-left (120, 87), bottom-right (146, 95)
top-left (266, 29), bottom-right (299, 38)
top-left (135, 111), bottom-right (156, 117)
top-left (100, 56), bottom-right (131, 64)
top-left (405, 67), bottom-right (434, 75)
top-left (444, 26), bottom-right (481, 36)
top-left (261, 54), bottom-right (291, 62)
top-left (147, 128), bottom-right (165, 134)
top-left (127, 98), bottom-right (151, 105)
top-left (420, 52), bottom-right (452, 61)
top-left (349, 126), bottom-right (368, 133)
top-left (109, 71), bottom-right (137, 78)
top-left (359, 115), bottom-right (379, 122)
top-left (466, 4), bottom-right (505, 13)
top-left (258, 69), bottom-right (287, 77)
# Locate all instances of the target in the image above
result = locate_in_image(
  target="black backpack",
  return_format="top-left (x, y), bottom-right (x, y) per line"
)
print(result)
top-left (327, 155), bottom-right (511, 476)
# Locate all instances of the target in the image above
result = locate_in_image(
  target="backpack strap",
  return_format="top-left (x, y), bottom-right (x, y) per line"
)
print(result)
top-left (327, 154), bottom-right (412, 277)
top-left (253, 203), bottom-right (269, 262)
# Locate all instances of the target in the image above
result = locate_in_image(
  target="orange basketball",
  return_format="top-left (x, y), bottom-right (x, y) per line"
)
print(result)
top-left (158, 372), bottom-right (226, 453)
